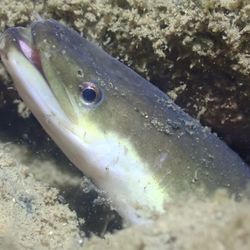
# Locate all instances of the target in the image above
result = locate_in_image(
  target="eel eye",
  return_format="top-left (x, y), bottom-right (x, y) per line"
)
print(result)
top-left (79, 82), bottom-right (102, 105)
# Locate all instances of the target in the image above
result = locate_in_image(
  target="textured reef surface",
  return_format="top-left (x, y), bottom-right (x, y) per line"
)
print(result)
top-left (0, 1), bottom-right (250, 249)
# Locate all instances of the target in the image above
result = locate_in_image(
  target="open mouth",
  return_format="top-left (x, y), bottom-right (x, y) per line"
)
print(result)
top-left (0, 24), bottom-right (44, 74)
top-left (0, 25), bottom-right (70, 125)
top-left (18, 37), bottom-right (43, 72)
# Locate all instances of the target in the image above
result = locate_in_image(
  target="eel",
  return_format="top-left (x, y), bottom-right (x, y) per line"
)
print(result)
top-left (0, 19), bottom-right (249, 224)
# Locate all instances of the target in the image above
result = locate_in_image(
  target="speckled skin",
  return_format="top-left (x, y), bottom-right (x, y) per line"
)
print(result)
top-left (1, 20), bottom-right (250, 223)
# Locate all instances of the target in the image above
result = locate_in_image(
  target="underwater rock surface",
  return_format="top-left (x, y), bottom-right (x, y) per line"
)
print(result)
top-left (0, 0), bottom-right (250, 162)
top-left (0, 0), bottom-right (250, 249)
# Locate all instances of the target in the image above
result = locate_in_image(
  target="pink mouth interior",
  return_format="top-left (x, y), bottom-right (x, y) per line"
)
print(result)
top-left (18, 40), bottom-right (42, 71)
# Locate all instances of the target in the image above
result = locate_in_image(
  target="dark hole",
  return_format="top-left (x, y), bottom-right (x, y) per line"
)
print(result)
top-left (77, 69), bottom-right (84, 77)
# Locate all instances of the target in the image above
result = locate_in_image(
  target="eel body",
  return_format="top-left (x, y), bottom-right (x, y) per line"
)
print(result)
top-left (0, 19), bottom-right (249, 224)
